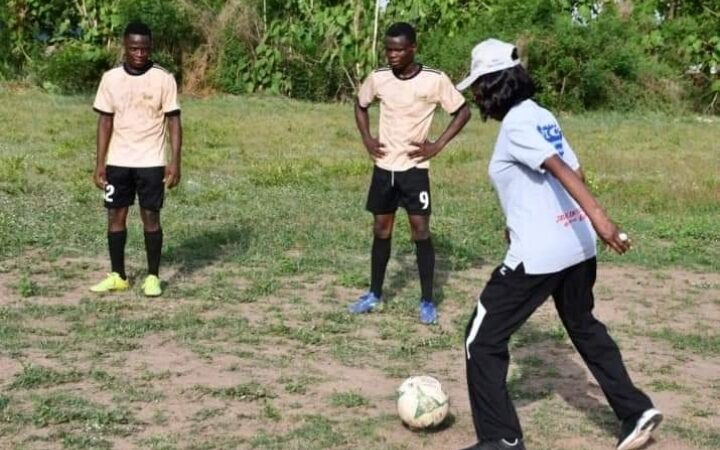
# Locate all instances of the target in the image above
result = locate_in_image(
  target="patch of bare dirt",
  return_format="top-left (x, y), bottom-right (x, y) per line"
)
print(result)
top-left (3, 260), bottom-right (719, 449)
top-left (0, 354), bottom-right (23, 386)
top-left (0, 272), bottom-right (15, 306)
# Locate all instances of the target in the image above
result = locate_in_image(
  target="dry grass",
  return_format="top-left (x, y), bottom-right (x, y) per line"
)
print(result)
top-left (180, 0), bottom-right (263, 94)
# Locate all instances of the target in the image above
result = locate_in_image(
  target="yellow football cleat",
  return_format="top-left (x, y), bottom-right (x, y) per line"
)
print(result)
top-left (142, 275), bottom-right (162, 297)
top-left (89, 272), bottom-right (129, 293)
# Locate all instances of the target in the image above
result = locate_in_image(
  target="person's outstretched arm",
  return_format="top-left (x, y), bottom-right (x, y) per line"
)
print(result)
top-left (542, 155), bottom-right (630, 254)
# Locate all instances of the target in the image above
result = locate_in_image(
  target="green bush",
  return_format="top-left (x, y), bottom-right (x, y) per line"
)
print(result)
top-left (213, 31), bottom-right (255, 95)
top-left (0, 5), bottom-right (15, 79)
top-left (419, 0), bottom-right (681, 112)
top-left (116, 0), bottom-right (198, 83)
top-left (278, 10), bottom-right (353, 101)
top-left (116, 0), bottom-right (195, 49)
top-left (213, 23), bottom-right (288, 95)
top-left (527, 12), bottom-right (644, 111)
top-left (644, 13), bottom-right (720, 113)
top-left (0, 0), bottom-right (718, 112)
top-left (151, 49), bottom-right (179, 75)
top-left (37, 42), bottom-right (115, 94)
top-left (416, 26), bottom-right (479, 80)
top-left (285, 57), bottom-right (345, 101)
top-left (213, 3), bottom-right (370, 100)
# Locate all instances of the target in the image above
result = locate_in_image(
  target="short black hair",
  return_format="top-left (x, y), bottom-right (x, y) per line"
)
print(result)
top-left (124, 22), bottom-right (152, 39)
top-left (386, 22), bottom-right (416, 44)
top-left (472, 64), bottom-right (536, 121)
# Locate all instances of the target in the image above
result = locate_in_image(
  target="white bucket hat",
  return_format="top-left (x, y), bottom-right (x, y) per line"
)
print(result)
top-left (456, 38), bottom-right (521, 91)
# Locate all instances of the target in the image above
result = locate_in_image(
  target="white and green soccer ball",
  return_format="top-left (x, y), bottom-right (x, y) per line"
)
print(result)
top-left (397, 375), bottom-right (449, 429)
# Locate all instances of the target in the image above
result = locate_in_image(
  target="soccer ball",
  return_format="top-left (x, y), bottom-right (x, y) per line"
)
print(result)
top-left (397, 375), bottom-right (449, 429)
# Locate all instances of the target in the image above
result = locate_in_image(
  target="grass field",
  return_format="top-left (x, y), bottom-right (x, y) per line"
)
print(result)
top-left (0, 88), bottom-right (719, 450)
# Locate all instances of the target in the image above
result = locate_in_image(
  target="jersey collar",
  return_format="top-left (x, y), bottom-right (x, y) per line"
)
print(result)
top-left (392, 63), bottom-right (423, 81)
top-left (123, 61), bottom-right (154, 76)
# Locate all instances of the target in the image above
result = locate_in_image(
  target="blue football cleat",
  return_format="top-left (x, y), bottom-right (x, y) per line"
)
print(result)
top-left (419, 299), bottom-right (438, 324)
top-left (348, 291), bottom-right (382, 314)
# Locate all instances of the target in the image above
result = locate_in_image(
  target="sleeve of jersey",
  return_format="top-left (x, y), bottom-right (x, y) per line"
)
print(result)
top-left (561, 137), bottom-right (581, 170)
top-left (437, 73), bottom-right (466, 114)
top-left (162, 74), bottom-right (181, 115)
top-left (505, 120), bottom-right (560, 173)
top-left (356, 73), bottom-right (376, 109)
top-left (92, 74), bottom-right (114, 115)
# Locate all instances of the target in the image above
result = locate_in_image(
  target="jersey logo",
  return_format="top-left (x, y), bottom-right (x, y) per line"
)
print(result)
top-left (536, 124), bottom-right (564, 156)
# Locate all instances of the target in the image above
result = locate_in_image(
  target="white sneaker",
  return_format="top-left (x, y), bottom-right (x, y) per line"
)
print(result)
top-left (617, 408), bottom-right (663, 450)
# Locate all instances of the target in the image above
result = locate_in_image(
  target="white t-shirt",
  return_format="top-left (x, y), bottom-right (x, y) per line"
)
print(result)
top-left (489, 99), bottom-right (597, 274)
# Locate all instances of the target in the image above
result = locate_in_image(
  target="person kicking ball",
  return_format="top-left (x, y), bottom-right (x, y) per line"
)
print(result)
top-left (457, 39), bottom-right (661, 450)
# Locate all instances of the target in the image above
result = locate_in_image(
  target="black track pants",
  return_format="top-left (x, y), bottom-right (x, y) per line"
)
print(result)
top-left (464, 258), bottom-right (654, 441)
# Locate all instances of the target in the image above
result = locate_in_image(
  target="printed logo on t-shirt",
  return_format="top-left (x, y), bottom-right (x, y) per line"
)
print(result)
top-left (556, 208), bottom-right (587, 227)
top-left (536, 124), bottom-right (564, 156)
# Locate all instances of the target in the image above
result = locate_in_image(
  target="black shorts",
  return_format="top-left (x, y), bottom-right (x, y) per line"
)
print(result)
top-left (104, 165), bottom-right (165, 211)
top-left (366, 166), bottom-right (431, 216)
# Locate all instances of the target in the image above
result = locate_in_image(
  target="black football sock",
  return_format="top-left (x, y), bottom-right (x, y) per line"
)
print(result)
top-left (370, 236), bottom-right (391, 298)
top-left (144, 228), bottom-right (163, 277)
top-left (414, 237), bottom-right (435, 302)
top-left (108, 230), bottom-right (127, 280)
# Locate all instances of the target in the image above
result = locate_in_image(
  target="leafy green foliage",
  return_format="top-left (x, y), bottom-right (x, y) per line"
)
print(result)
top-left (0, 0), bottom-right (193, 92)
top-left (526, 8), bottom-right (661, 111)
top-left (1, 0), bottom-right (719, 111)
top-left (38, 42), bottom-right (115, 93)
top-left (1, 0), bottom-right (119, 86)
top-left (115, 0), bottom-right (197, 79)
top-left (637, 0), bottom-right (720, 112)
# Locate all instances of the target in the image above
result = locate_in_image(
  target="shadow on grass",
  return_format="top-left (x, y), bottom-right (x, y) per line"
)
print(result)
top-left (384, 232), bottom-right (485, 308)
top-left (511, 320), bottom-right (619, 438)
top-left (553, 358), bottom-right (619, 437)
top-left (164, 222), bottom-right (252, 280)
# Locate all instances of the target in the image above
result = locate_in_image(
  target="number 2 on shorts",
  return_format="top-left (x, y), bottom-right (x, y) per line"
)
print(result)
top-left (104, 184), bottom-right (115, 203)
top-left (419, 191), bottom-right (429, 210)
